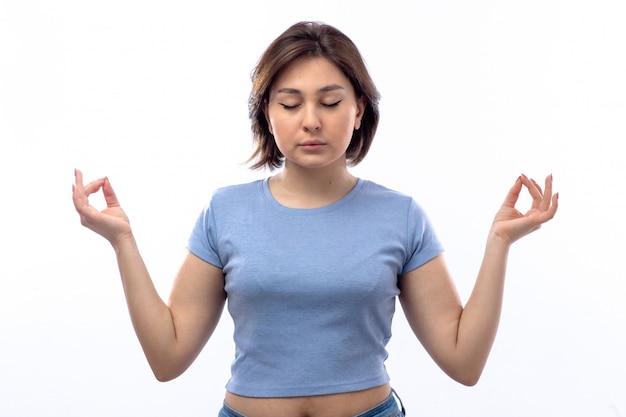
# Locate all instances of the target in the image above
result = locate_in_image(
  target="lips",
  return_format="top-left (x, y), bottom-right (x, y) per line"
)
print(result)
top-left (299, 142), bottom-right (326, 151)
top-left (299, 139), bottom-right (327, 151)
top-left (300, 139), bottom-right (325, 147)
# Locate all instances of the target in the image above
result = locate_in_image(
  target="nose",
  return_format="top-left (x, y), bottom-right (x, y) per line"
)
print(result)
top-left (302, 104), bottom-right (321, 132)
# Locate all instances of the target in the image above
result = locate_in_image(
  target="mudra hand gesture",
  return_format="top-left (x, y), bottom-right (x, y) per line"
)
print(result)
top-left (492, 174), bottom-right (558, 245)
top-left (72, 168), bottom-right (132, 246)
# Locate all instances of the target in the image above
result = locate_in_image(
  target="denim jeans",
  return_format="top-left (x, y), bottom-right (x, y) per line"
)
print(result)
top-left (218, 388), bottom-right (406, 417)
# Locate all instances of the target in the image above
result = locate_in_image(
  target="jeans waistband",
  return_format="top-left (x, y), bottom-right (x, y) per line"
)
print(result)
top-left (218, 388), bottom-right (406, 417)
top-left (354, 388), bottom-right (405, 417)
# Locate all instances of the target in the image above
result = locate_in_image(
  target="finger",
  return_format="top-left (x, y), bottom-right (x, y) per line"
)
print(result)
top-left (543, 191), bottom-right (559, 220)
top-left (73, 169), bottom-right (98, 197)
top-left (73, 168), bottom-right (84, 194)
top-left (72, 168), bottom-right (87, 207)
top-left (83, 178), bottom-right (106, 196)
top-left (502, 176), bottom-right (523, 208)
top-left (75, 169), bottom-right (107, 197)
top-left (102, 177), bottom-right (122, 208)
top-left (74, 168), bottom-right (82, 184)
top-left (539, 174), bottom-right (554, 212)
top-left (74, 178), bottom-right (105, 207)
top-left (520, 174), bottom-right (544, 209)
top-left (72, 169), bottom-right (104, 212)
top-left (530, 177), bottom-right (543, 195)
top-left (530, 178), bottom-right (543, 198)
top-left (551, 192), bottom-right (559, 216)
top-left (530, 178), bottom-right (544, 210)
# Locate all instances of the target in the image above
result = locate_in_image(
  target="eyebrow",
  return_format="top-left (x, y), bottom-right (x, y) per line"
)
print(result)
top-left (275, 84), bottom-right (345, 94)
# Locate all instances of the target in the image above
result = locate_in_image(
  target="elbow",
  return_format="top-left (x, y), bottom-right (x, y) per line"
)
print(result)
top-left (145, 346), bottom-right (198, 382)
top-left (154, 371), bottom-right (176, 383)
top-left (454, 366), bottom-right (486, 386)
top-left (454, 372), bottom-right (481, 387)
top-left (152, 367), bottom-right (183, 382)
top-left (149, 359), bottom-right (186, 383)
top-left (442, 361), bottom-right (485, 387)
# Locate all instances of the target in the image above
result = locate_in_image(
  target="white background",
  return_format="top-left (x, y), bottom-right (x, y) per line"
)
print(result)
top-left (1, 1), bottom-right (625, 416)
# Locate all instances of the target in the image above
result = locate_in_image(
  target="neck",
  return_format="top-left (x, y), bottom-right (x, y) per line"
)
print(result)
top-left (269, 161), bottom-right (357, 208)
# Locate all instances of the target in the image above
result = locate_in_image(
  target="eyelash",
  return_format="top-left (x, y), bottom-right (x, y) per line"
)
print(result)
top-left (279, 100), bottom-right (342, 110)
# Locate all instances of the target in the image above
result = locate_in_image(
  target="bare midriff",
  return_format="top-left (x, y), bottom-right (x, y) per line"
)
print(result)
top-left (224, 383), bottom-right (391, 417)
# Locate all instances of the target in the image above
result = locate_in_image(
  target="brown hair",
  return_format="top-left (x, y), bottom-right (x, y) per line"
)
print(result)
top-left (247, 21), bottom-right (381, 170)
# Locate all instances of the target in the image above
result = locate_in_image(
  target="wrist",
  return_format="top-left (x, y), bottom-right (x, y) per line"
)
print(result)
top-left (111, 231), bottom-right (136, 253)
top-left (486, 228), bottom-right (514, 250)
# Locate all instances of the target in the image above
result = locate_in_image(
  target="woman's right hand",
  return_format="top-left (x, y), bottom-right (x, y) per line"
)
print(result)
top-left (72, 168), bottom-right (132, 246)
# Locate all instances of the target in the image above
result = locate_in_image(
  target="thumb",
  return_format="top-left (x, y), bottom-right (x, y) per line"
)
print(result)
top-left (102, 177), bottom-right (122, 208)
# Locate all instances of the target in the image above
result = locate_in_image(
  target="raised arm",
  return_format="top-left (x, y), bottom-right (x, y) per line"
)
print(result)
top-left (72, 169), bottom-right (226, 381)
top-left (398, 174), bottom-right (558, 385)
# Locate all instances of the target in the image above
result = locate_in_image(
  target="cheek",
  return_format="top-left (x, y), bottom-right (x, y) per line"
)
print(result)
top-left (269, 117), bottom-right (293, 138)
top-left (337, 112), bottom-right (360, 137)
top-left (266, 108), bottom-right (290, 136)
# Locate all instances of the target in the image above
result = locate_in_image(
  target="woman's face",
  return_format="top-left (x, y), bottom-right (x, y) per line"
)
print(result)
top-left (265, 56), bottom-right (365, 171)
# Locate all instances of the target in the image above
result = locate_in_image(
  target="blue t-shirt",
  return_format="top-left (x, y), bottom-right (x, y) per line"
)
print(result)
top-left (187, 178), bottom-right (443, 397)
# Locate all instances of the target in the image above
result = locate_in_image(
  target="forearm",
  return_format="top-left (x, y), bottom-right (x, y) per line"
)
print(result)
top-left (73, 171), bottom-right (224, 381)
top-left (402, 174), bottom-right (557, 385)
top-left (454, 232), bottom-right (511, 383)
top-left (112, 236), bottom-right (179, 377)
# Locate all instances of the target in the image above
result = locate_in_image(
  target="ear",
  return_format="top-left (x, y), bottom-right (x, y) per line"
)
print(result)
top-left (263, 100), bottom-right (273, 134)
top-left (354, 96), bottom-right (366, 130)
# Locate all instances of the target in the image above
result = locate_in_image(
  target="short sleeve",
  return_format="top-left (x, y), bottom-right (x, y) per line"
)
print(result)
top-left (401, 199), bottom-right (444, 275)
top-left (187, 200), bottom-right (223, 268)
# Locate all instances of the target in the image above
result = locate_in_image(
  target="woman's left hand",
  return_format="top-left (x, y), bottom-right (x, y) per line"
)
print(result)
top-left (491, 174), bottom-right (559, 244)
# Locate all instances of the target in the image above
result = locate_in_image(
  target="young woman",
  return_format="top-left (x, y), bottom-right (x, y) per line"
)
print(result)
top-left (72, 21), bottom-right (558, 417)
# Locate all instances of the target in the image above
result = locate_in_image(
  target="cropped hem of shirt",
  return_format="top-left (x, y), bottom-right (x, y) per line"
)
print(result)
top-left (187, 178), bottom-right (444, 397)
top-left (227, 374), bottom-right (390, 398)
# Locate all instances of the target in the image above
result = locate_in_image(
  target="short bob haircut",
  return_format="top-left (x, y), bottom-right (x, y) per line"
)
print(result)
top-left (248, 21), bottom-right (381, 170)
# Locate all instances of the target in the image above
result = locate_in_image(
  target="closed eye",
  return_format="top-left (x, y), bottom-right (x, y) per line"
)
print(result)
top-left (323, 100), bottom-right (342, 108)
top-left (278, 100), bottom-right (341, 110)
